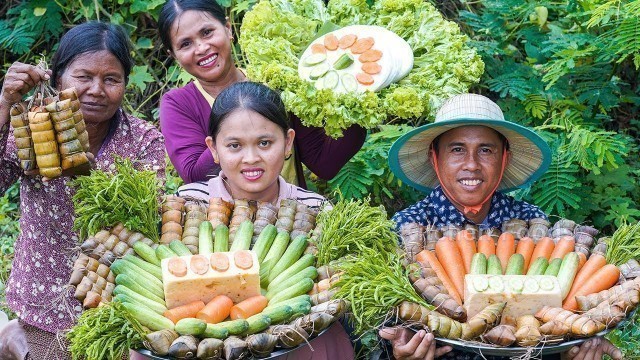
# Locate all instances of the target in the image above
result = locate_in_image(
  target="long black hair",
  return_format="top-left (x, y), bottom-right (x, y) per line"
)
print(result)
top-left (209, 82), bottom-right (290, 139)
top-left (158, 0), bottom-right (227, 51)
top-left (51, 21), bottom-right (133, 88)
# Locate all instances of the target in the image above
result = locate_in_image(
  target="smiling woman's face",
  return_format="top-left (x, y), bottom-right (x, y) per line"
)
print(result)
top-left (207, 108), bottom-right (295, 203)
top-left (57, 50), bottom-right (125, 125)
top-left (432, 125), bottom-right (509, 208)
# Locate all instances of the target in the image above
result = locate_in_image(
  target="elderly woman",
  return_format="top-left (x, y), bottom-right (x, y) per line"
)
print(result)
top-left (0, 22), bottom-right (165, 359)
top-left (157, 0), bottom-right (366, 186)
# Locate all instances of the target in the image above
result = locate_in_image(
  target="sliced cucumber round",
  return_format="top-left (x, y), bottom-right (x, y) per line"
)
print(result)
top-left (488, 276), bottom-right (504, 292)
top-left (509, 278), bottom-right (524, 293)
top-left (539, 277), bottom-right (555, 291)
top-left (524, 277), bottom-right (540, 293)
top-left (341, 73), bottom-right (358, 92)
top-left (473, 276), bottom-right (489, 292)
top-left (304, 53), bottom-right (327, 66)
top-left (309, 63), bottom-right (329, 80)
top-left (323, 70), bottom-right (339, 89)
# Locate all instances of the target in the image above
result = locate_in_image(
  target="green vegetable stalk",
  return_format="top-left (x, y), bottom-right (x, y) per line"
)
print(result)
top-left (315, 197), bottom-right (398, 265)
top-left (334, 248), bottom-right (434, 336)
top-left (67, 301), bottom-right (146, 360)
top-left (71, 157), bottom-right (161, 241)
top-left (605, 221), bottom-right (640, 266)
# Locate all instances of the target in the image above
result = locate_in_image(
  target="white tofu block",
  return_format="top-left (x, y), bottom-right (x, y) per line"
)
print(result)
top-left (161, 251), bottom-right (260, 309)
top-left (464, 275), bottom-right (562, 319)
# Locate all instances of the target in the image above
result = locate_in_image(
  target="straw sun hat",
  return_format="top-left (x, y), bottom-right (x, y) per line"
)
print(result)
top-left (389, 94), bottom-right (552, 193)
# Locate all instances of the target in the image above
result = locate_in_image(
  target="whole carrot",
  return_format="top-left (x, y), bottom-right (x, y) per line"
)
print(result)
top-left (564, 264), bottom-right (620, 312)
top-left (455, 230), bottom-right (477, 274)
top-left (196, 295), bottom-right (233, 324)
top-left (562, 254), bottom-right (608, 311)
top-left (435, 237), bottom-right (466, 299)
top-left (496, 233), bottom-right (516, 273)
top-left (530, 237), bottom-right (555, 264)
top-left (576, 252), bottom-right (587, 271)
top-left (416, 250), bottom-right (462, 305)
top-left (477, 235), bottom-right (496, 258)
top-left (516, 237), bottom-right (535, 271)
top-left (550, 236), bottom-right (575, 260)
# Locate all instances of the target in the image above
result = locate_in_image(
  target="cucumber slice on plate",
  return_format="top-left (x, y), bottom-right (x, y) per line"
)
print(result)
top-left (309, 64), bottom-right (329, 80)
top-left (524, 277), bottom-right (540, 293)
top-left (488, 276), bottom-right (504, 292)
top-left (341, 73), bottom-right (358, 92)
top-left (304, 53), bottom-right (327, 66)
top-left (539, 277), bottom-right (555, 291)
top-left (473, 276), bottom-right (489, 292)
top-left (323, 70), bottom-right (339, 89)
top-left (509, 278), bottom-right (524, 293)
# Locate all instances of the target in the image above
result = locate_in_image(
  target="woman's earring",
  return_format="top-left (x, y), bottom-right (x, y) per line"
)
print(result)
top-left (285, 153), bottom-right (292, 160)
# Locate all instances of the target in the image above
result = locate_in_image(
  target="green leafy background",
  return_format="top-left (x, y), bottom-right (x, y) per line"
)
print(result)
top-left (1, 0), bottom-right (640, 355)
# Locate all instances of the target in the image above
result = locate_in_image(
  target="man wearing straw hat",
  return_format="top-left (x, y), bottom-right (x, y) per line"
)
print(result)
top-left (380, 94), bottom-right (622, 360)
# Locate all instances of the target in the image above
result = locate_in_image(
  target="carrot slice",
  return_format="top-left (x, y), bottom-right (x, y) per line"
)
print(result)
top-left (234, 250), bottom-right (254, 269)
top-left (351, 37), bottom-right (375, 54)
top-left (338, 34), bottom-right (358, 49)
top-left (356, 73), bottom-right (374, 85)
top-left (230, 295), bottom-right (269, 320)
top-left (210, 252), bottom-right (229, 272)
top-left (323, 34), bottom-right (339, 51)
top-left (190, 255), bottom-right (210, 275)
top-left (163, 300), bottom-right (205, 324)
top-left (361, 62), bottom-right (381, 74)
top-left (359, 49), bottom-right (382, 62)
top-left (197, 295), bottom-right (234, 324)
top-left (168, 257), bottom-right (187, 277)
top-left (311, 43), bottom-right (326, 54)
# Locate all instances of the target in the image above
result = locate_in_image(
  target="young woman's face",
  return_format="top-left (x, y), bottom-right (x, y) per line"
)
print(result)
top-left (432, 125), bottom-right (510, 208)
top-left (58, 50), bottom-right (126, 125)
top-left (168, 10), bottom-right (234, 83)
top-left (207, 109), bottom-right (295, 203)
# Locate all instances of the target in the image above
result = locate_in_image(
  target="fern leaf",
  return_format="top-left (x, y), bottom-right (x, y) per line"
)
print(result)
top-left (523, 94), bottom-right (548, 119)
top-left (530, 149), bottom-right (581, 216)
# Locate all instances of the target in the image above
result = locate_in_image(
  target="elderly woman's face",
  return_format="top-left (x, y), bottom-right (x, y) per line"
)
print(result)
top-left (58, 50), bottom-right (125, 125)
top-left (432, 126), bottom-right (509, 207)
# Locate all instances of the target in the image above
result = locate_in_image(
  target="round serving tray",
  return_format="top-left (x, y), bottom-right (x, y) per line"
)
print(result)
top-left (132, 323), bottom-right (334, 360)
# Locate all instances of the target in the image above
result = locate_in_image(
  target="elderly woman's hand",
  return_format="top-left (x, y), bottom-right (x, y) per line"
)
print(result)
top-left (566, 337), bottom-right (622, 360)
top-left (0, 62), bottom-right (50, 109)
top-left (379, 326), bottom-right (452, 360)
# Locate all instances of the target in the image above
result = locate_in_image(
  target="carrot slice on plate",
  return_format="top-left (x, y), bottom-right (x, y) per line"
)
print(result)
top-left (356, 73), bottom-right (374, 85)
top-left (323, 34), bottom-right (339, 51)
top-left (168, 257), bottom-right (187, 277)
top-left (190, 255), bottom-right (210, 275)
top-left (351, 37), bottom-right (375, 54)
top-left (359, 49), bottom-right (382, 62)
top-left (362, 62), bottom-right (381, 74)
top-left (234, 250), bottom-right (254, 269)
top-left (210, 252), bottom-right (230, 272)
top-left (311, 43), bottom-right (327, 54)
top-left (338, 34), bottom-right (358, 49)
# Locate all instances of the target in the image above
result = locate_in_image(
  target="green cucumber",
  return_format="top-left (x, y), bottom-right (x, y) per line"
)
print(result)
top-left (263, 295), bottom-right (311, 313)
top-left (505, 254), bottom-right (525, 275)
top-left (527, 257), bottom-right (549, 275)
top-left (216, 319), bottom-right (249, 335)
top-left (251, 224), bottom-right (276, 262)
top-left (262, 304), bottom-right (293, 325)
top-left (557, 252), bottom-right (580, 300)
top-left (470, 253), bottom-right (487, 275)
top-left (524, 277), bottom-right (540, 292)
top-left (175, 318), bottom-right (207, 336)
top-left (341, 73), bottom-right (358, 92)
top-left (155, 244), bottom-right (178, 261)
top-left (544, 258), bottom-right (563, 276)
top-left (121, 302), bottom-right (174, 331)
top-left (304, 53), bottom-right (326, 66)
top-left (230, 220), bottom-right (254, 251)
top-left (122, 254), bottom-right (162, 280)
top-left (509, 278), bottom-right (524, 293)
top-left (198, 221), bottom-right (214, 255)
top-left (114, 293), bottom-right (166, 315)
top-left (113, 285), bottom-right (166, 307)
top-left (487, 255), bottom-right (503, 275)
top-left (260, 231), bottom-right (290, 286)
top-left (213, 224), bottom-right (229, 253)
top-left (288, 299), bottom-right (312, 321)
top-left (114, 274), bottom-right (164, 303)
top-left (244, 314), bottom-right (271, 335)
top-left (169, 240), bottom-right (192, 257)
top-left (267, 235), bottom-right (309, 284)
top-left (472, 276), bottom-right (489, 292)
top-left (267, 277), bottom-right (315, 305)
top-left (333, 53), bottom-right (354, 70)
top-left (132, 241), bottom-right (160, 266)
top-left (267, 265), bottom-right (318, 298)
top-left (488, 276), bottom-right (504, 292)
top-left (322, 70), bottom-right (339, 89)
top-left (110, 259), bottom-right (164, 295)
top-left (309, 64), bottom-right (329, 80)
top-left (203, 323), bottom-right (229, 339)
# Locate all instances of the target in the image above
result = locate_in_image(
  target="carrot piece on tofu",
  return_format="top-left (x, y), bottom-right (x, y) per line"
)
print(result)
top-left (356, 73), bottom-right (374, 85)
top-left (210, 252), bottom-right (230, 271)
top-left (361, 62), bottom-right (382, 74)
top-left (351, 37), bottom-right (375, 54)
top-left (311, 43), bottom-right (327, 54)
top-left (338, 34), bottom-right (358, 49)
top-left (190, 254), bottom-right (210, 275)
top-left (168, 257), bottom-right (187, 277)
top-left (323, 34), bottom-right (339, 51)
top-left (359, 49), bottom-right (382, 62)
top-left (234, 250), bottom-right (254, 269)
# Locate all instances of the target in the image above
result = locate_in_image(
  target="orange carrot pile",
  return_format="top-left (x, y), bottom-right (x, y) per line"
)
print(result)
top-left (562, 254), bottom-right (608, 311)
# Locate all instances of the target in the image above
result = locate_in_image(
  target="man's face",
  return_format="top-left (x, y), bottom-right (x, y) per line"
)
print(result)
top-left (431, 126), bottom-right (510, 207)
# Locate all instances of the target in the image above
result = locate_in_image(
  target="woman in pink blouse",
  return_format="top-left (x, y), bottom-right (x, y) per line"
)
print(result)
top-left (0, 22), bottom-right (165, 359)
